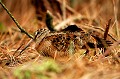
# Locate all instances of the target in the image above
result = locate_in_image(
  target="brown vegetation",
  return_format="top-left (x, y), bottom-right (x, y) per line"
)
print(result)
top-left (0, 0), bottom-right (120, 79)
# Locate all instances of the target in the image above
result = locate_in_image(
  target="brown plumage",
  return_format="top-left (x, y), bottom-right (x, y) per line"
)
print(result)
top-left (34, 25), bottom-right (113, 58)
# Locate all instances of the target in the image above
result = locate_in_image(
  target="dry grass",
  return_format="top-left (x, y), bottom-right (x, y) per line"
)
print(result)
top-left (0, 0), bottom-right (120, 79)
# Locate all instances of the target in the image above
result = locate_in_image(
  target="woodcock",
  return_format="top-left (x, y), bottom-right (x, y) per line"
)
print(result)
top-left (34, 25), bottom-right (113, 58)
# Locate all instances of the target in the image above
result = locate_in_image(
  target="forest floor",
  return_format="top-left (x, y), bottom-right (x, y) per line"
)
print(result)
top-left (0, 0), bottom-right (120, 79)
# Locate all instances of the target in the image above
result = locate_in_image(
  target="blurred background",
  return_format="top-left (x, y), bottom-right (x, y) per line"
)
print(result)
top-left (0, 0), bottom-right (120, 36)
top-left (0, 0), bottom-right (120, 28)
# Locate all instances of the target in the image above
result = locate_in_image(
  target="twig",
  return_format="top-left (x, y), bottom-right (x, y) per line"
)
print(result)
top-left (13, 44), bottom-right (23, 56)
top-left (104, 19), bottom-right (111, 40)
top-left (0, 1), bottom-right (34, 39)
top-left (17, 39), bottom-right (33, 57)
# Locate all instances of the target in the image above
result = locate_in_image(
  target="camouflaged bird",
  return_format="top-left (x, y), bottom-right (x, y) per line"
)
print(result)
top-left (34, 25), bottom-right (113, 58)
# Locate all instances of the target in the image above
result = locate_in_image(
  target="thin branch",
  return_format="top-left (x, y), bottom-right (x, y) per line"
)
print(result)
top-left (17, 39), bottom-right (33, 57)
top-left (104, 19), bottom-right (111, 40)
top-left (0, 1), bottom-right (34, 39)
